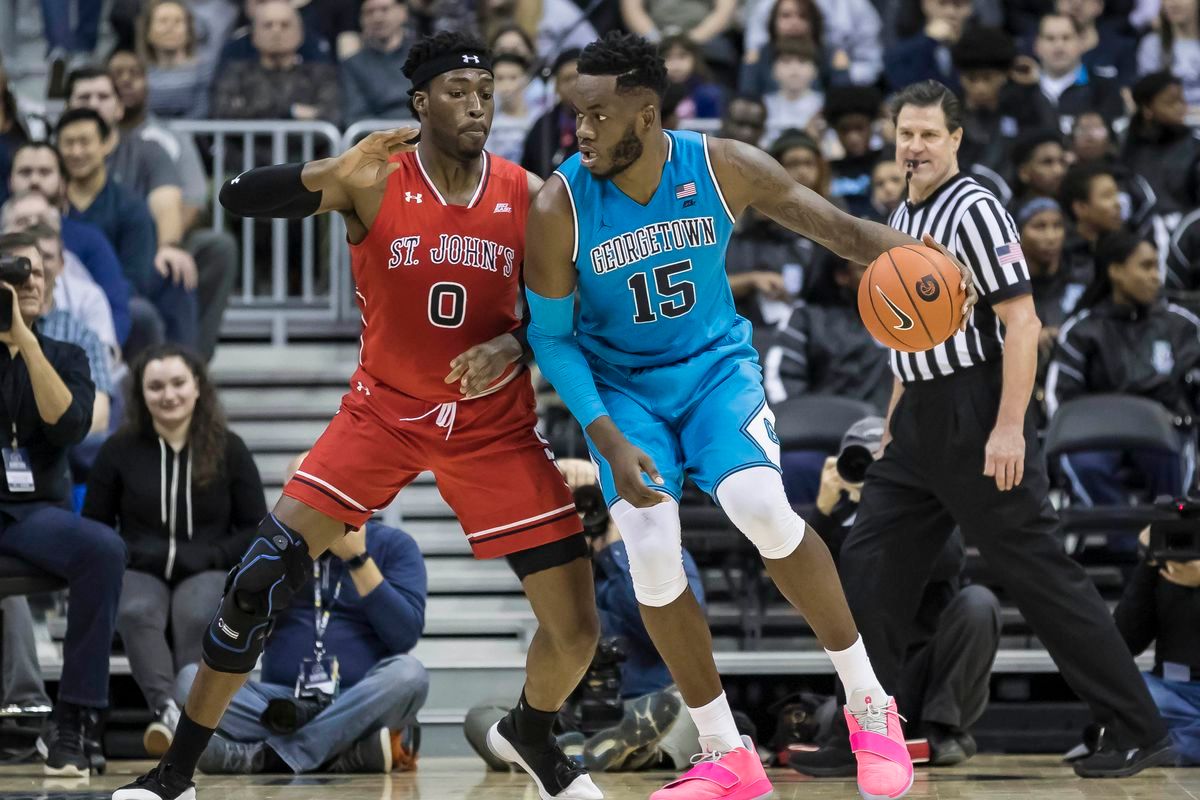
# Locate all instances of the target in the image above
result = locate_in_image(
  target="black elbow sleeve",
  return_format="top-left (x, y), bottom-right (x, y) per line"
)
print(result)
top-left (219, 162), bottom-right (323, 219)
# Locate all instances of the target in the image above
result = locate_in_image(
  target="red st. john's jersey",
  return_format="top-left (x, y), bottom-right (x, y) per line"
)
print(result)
top-left (349, 149), bottom-right (529, 403)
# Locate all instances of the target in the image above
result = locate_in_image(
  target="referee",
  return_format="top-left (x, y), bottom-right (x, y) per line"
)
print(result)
top-left (792, 80), bottom-right (1171, 778)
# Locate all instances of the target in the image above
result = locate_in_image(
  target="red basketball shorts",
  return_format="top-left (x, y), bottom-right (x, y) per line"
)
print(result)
top-left (283, 368), bottom-right (580, 559)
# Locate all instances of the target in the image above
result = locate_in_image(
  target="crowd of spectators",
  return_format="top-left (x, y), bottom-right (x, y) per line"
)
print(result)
top-left (0, 0), bottom-right (1198, 779)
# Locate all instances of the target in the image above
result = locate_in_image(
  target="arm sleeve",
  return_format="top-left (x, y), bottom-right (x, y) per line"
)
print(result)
top-left (1113, 559), bottom-right (1159, 656)
top-left (219, 162), bottom-right (322, 220)
top-left (82, 437), bottom-right (121, 527)
top-left (42, 341), bottom-right (95, 447)
top-left (216, 434), bottom-right (268, 568)
top-left (359, 528), bottom-right (428, 655)
top-left (1044, 313), bottom-right (1091, 416)
top-left (952, 197), bottom-right (1032, 304)
top-left (525, 287), bottom-right (609, 429)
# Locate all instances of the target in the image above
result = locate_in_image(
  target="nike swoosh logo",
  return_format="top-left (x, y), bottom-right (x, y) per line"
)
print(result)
top-left (876, 286), bottom-right (914, 331)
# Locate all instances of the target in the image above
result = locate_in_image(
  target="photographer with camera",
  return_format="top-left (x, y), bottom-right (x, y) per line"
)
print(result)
top-left (0, 232), bottom-right (125, 777)
top-left (1111, 514), bottom-right (1200, 766)
top-left (791, 418), bottom-right (1001, 770)
top-left (172, 451), bottom-right (428, 775)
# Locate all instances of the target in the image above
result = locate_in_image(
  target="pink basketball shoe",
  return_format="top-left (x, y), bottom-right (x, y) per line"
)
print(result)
top-left (650, 736), bottom-right (772, 800)
top-left (844, 690), bottom-right (913, 800)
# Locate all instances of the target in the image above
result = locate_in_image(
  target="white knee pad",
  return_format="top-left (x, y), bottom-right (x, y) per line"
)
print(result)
top-left (716, 467), bottom-right (806, 560)
top-left (611, 499), bottom-right (689, 607)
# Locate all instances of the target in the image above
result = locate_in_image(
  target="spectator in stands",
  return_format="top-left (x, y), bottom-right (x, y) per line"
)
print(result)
top-left (219, 0), bottom-right (336, 65)
top-left (1033, 12), bottom-right (1127, 132)
top-left (211, 1), bottom-right (341, 125)
top-left (763, 40), bottom-right (824, 144)
top-left (491, 54), bottom-right (535, 163)
top-left (340, 0), bottom-right (413, 125)
top-left (1056, 0), bottom-right (1138, 86)
top-left (520, 48), bottom-right (580, 178)
top-left (1124, 72), bottom-right (1200, 220)
top-left (490, 24), bottom-right (550, 116)
top-left (952, 27), bottom-right (1057, 181)
top-left (40, 0), bottom-right (101, 95)
top-left (1070, 109), bottom-right (1116, 163)
top-left (177, 452), bottom-right (428, 775)
top-left (1011, 128), bottom-right (1068, 205)
top-left (137, 0), bottom-right (218, 120)
top-left (739, 0), bottom-right (821, 97)
top-left (0, 55), bottom-right (34, 210)
top-left (727, 131), bottom-right (839, 328)
top-left (790, 418), bottom-right (1000, 769)
top-left (65, 69), bottom-right (205, 353)
top-left (867, 159), bottom-right (905, 223)
top-left (1067, 111), bottom-right (1158, 236)
top-left (1046, 231), bottom-right (1200, 505)
top-left (0, 231), bottom-right (122, 778)
top-left (25, 222), bottom-right (114, 438)
top-left (619, 0), bottom-right (739, 70)
top-left (1014, 197), bottom-right (1081, 370)
top-left (882, 0), bottom-right (972, 92)
top-left (660, 35), bottom-right (725, 123)
top-left (56, 109), bottom-right (199, 355)
top-left (1138, 0), bottom-right (1200, 110)
top-left (0, 193), bottom-right (121, 365)
top-left (1060, 160), bottom-right (1127, 284)
top-left (479, 0), bottom-right (597, 67)
top-left (826, 86), bottom-right (884, 218)
top-left (718, 94), bottom-right (768, 146)
top-left (1114, 525), bottom-right (1200, 766)
top-left (86, 343), bottom-right (266, 757)
top-left (295, 0), bottom-right (364, 62)
top-left (177, 0), bottom-right (240, 72)
top-left (8, 143), bottom-right (135, 348)
top-left (742, 0), bottom-right (883, 91)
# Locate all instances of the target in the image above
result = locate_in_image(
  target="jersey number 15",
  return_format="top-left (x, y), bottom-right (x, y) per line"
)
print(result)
top-left (627, 260), bottom-right (696, 324)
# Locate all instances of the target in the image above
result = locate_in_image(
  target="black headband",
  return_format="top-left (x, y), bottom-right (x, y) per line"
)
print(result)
top-left (408, 50), bottom-right (494, 95)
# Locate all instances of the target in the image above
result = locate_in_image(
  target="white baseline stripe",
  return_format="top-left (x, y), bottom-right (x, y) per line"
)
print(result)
top-left (294, 470), bottom-right (370, 512)
top-left (467, 503), bottom-right (577, 539)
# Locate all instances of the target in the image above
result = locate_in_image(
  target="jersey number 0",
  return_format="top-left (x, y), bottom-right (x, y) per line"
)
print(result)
top-left (627, 260), bottom-right (697, 324)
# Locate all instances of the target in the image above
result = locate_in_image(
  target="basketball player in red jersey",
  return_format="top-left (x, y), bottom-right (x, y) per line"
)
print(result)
top-left (114, 32), bottom-right (603, 800)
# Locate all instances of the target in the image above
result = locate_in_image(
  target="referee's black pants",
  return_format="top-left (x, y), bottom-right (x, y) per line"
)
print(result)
top-left (839, 362), bottom-right (1167, 748)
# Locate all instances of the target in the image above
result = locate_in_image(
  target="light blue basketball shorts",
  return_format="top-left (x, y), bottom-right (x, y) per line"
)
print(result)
top-left (584, 318), bottom-right (781, 506)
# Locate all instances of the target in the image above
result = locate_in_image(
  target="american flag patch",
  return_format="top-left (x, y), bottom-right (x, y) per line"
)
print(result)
top-left (994, 242), bottom-right (1024, 266)
top-left (675, 182), bottom-right (697, 199)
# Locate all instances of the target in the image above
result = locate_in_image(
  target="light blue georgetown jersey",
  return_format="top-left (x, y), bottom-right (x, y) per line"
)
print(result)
top-left (555, 129), bottom-right (737, 368)
top-left (554, 130), bottom-right (780, 505)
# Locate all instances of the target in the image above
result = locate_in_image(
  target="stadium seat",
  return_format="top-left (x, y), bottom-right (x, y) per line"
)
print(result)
top-left (771, 394), bottom-right (879, 454)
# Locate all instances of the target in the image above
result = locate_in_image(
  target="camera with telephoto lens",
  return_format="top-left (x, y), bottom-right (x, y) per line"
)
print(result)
top-left (836, 441), bottom-right (874, 485)
top-left (260, 692), bottom-right (334, 736)
top-left (0, 256), bottom-right (32, 333)
top-left (574, 484), bottom-right (610, 539)
top-left (1149, 497), bottom-right (1200, 562)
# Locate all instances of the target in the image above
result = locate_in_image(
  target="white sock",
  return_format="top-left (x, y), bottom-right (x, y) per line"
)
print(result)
top-left (686, 691), bottom-right (743, 752)
top-left (826, 635), bottom-right (884, 703)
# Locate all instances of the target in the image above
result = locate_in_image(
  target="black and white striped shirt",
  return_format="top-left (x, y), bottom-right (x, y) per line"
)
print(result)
top-left (887, 172), bottom-right (1032, 382)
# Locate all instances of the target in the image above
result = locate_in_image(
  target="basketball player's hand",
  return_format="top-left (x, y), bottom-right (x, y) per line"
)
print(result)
top-left (610, 441), bottom-right (667, 507)
top-left (335, 128), bottom-right (419, 189)
top-left (155, 245), bottom-right (198, 290)
top-left (557, 458), bottom-right (599, 492)
top-left (921, 233), bottom-right (977, 332)
top-left (446, 332), bottom-right (523, 397)
top-left (984, 423), bottom-right (1025, 491)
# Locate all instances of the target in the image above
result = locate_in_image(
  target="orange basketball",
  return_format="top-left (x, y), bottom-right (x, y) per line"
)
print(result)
top-left (857, 244), bottom-right (966, 353)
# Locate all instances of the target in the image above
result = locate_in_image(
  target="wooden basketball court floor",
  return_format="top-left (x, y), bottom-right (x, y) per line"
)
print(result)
top-left (4, 757), bottom-right (1197, 800)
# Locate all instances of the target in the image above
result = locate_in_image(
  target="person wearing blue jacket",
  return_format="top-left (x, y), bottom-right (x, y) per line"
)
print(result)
top-left (173, 452), bottom-right (430, 774)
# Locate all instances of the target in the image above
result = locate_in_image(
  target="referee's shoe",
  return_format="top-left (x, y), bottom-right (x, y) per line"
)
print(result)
top-left (1069, 729), bottom-right (1175, 778)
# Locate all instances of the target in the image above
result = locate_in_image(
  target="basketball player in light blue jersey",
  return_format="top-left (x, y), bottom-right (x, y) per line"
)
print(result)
top-left (524, 34), bottom-right (977, 800)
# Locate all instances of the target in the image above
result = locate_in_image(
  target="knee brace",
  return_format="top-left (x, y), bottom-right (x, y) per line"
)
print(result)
top-left (716, 467), bottom-right (805, 560)
top-left (202, 515), bottom-right (313, 674)
top-left (611, 500), bottom-right (689, 608)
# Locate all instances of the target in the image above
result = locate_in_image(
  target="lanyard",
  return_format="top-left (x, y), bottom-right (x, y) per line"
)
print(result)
top-left (312, 559), bottom-right (343, 655)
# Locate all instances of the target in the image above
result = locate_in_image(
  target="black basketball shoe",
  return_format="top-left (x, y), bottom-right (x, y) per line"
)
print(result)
top-left (486, 712), bottom-right (603, 799)
top-left (112, 764), bottom-right (197, 800)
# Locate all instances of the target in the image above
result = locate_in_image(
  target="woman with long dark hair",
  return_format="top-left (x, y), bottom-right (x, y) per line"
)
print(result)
top-left (84, 344), bottom-right (266, 757)
top-left (1046, 231), bottom-right (1200, 506)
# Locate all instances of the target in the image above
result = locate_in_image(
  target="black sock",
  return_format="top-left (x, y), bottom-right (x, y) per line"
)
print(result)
top-left (162, 708), bottom-right (216, 780)
top-left (512, 690), bottom-right (558, 745)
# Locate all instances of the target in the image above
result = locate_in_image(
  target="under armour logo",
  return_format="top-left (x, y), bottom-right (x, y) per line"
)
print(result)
top-left (231, 173), bottom-right (243, 184)
top-left (405, 192), bottom-right (423, 203)
top-left (462, 54), bottom-right (480, 64)
top-left (355, 381), bottom-right (371, 396)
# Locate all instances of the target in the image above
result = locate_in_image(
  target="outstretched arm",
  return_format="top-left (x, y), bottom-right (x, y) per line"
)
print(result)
top-left (711, 137), bottom-right (915, 264)
top-left (525, 176), bottom-right (665, 507)
top-left (219, 128), bottom-right (418, 219)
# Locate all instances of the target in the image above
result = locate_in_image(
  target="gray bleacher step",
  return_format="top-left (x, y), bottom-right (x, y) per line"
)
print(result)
top-left (210, 343), bottom-right (359, 387)
top-left (423, 596), bottom-right (536, 638)
top-left (223, 386), bottom-right (346, 420)
top-left (425, 557), bottom-right (522, 594)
